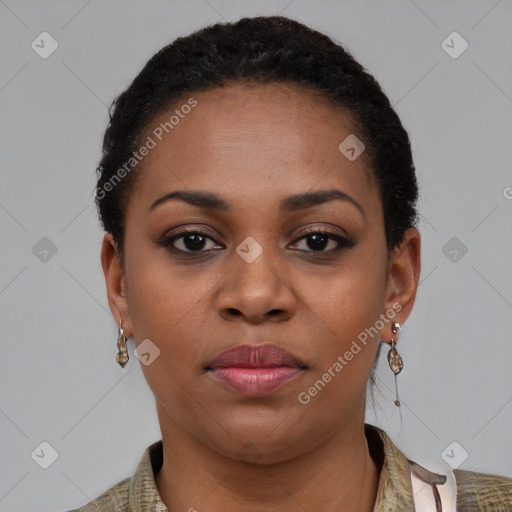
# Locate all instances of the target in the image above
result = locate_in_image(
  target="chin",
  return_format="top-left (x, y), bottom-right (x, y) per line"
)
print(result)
top-left (207, 421), bottom-right (312, 465)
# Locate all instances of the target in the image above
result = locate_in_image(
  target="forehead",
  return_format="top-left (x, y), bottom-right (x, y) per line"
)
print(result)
top-left (130, 82), bottom-right (378, 216)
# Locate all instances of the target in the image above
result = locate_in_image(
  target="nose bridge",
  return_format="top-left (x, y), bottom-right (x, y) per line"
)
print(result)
top-left (217, 235), bottom-right (295, 321)
top-left (237, 238), bottom-right (280, 290)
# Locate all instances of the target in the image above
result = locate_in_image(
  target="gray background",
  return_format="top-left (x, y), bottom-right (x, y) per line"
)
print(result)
top-left (1, 0), bottom-right (511, 510)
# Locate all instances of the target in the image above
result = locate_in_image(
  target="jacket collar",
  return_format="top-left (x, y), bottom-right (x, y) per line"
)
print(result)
top-left (128, 423), bottom-right (417, 511)
top-left (365, 423), bottom-right (416, 511)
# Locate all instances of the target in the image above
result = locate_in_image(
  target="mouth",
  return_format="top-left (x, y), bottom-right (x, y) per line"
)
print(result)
top-left (205, 343), bottom-right (307, 397)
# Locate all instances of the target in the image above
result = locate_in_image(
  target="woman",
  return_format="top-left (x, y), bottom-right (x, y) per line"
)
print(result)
top-left (70, 15), bottom-right (511, 512)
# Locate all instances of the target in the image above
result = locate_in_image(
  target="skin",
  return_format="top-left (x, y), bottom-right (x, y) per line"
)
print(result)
top-left (101, 82), bottom-right (421, 511)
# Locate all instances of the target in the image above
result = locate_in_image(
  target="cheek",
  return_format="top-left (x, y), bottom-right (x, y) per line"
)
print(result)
top-left (124, 242), bottom-right (198, 338)
top-left (298, 298), bottom-right (381, 416)
top-left (302, 258), bottom-right (385, 381)
top-left (315, 259), bottom-right (384, 330)
top-left (124, 247), bottom-right (217, 381)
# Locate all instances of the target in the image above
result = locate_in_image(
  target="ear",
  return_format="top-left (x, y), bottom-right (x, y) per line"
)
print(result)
top-left (382, 227), bottom-right (421, 343)
top-left (101, 233), bottom-right (133, 338)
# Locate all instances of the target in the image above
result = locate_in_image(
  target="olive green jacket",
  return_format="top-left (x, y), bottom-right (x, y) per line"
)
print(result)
top-left (67, 423), bottom-right (512, 511)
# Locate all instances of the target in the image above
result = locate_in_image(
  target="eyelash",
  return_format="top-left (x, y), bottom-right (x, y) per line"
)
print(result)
top-left (156, 226), bottom-right (355, 256)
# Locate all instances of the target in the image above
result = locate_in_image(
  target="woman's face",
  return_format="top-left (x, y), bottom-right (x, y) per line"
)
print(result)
top-left (102, 83), bottom-right (420, 463)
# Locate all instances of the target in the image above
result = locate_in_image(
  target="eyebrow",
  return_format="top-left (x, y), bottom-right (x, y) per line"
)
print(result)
top-left (148, 189), bottom-right (366, 220)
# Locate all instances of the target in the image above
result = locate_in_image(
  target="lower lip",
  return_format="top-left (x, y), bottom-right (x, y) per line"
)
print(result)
top-left (209, 366), bottom-right (304, 396)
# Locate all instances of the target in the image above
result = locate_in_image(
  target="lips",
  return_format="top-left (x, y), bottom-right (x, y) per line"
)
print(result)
top-left (208, 344), bottom-right (306, 369)
top-left (206, 344), bottom-right (307, 396)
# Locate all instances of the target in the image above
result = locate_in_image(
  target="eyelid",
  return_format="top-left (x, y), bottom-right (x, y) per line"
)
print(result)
top-left (291, 223), bottom-right (348, 239)
top-left (163, 225), bottom-right (223, 243)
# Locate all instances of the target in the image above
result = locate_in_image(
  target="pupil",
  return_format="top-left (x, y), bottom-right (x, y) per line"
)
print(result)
top-left (184, 234), bottom-right (206, 251)
top-left (308, 234), bottom-right (328, 251)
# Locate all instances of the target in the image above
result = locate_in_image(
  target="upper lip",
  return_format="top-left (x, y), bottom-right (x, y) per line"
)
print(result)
top-left (207, 344), bottom-right (307, 370)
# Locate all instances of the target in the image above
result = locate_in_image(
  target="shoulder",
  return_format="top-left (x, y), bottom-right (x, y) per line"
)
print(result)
top-left (64, 476), bottom-right (130, 512)
top-left (454, 468), bottom-right (512, 511)
top-left (63, 439), bottom-right (164, 512)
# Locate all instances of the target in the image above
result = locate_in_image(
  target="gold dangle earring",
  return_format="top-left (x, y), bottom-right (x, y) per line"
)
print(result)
top-left (116, 320), bottom-right (129, 368)
top-left (387, 321), bottom-right (403, 412)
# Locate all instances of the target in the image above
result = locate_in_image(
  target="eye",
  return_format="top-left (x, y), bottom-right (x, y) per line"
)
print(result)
top-left (157, 228), bottom-right (224, 253)
top-left (290, 227), bottom-right (355, 253)
top-left (157, 225), bottom-right (355, 256)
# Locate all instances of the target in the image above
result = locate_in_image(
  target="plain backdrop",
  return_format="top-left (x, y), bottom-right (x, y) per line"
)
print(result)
top-left (1, 1), bottom-right (511, 510)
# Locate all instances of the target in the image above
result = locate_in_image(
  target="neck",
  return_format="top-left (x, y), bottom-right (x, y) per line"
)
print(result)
top-left (155, 407), bottom-right (380, 512)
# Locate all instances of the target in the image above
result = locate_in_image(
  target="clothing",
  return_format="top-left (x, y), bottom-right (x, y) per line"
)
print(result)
top-left (66, 423), bottom-right (512, 511)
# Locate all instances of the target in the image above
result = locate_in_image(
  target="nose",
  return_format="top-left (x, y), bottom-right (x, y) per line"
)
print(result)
top-left (216, 247), bottom-right (296, 324)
